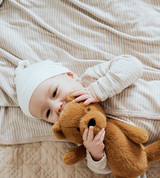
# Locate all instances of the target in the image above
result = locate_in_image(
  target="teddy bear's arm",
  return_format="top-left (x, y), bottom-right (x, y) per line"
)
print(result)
top-left (145, 139), bottom-right (160, 162)
top-left (110, 119), bottom-right (148, 144)
top-left (63, 145), bottom-right (86, 165)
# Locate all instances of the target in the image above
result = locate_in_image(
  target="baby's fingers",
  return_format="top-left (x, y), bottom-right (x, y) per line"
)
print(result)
top-left (83, 98), bottom-right (93, 105)
top-left (94, 128), bottom-right (105, 141)
top-left (73, 94), bottom-right (89, 103)
top-left (83, 129), bottom-right (88, 141)
top-left (88, 126), bottom-right (94, 141)
top-left (72, 89), bottom-right (86, 97)
top-left (100, 130), bottom-right (105, 142)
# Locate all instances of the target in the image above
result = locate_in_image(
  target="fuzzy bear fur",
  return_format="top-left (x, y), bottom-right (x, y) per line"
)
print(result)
top-left (52, 94), bottom-right (160, 178)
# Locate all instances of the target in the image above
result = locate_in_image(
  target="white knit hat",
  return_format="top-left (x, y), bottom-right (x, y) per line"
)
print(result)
top-left (15, 60), bottom-right (71, 118)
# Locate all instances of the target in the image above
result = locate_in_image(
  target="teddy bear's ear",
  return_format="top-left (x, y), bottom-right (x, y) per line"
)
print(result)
top-left (66, 92), bottom-right (75, 102)
top-left (52, 122), bottom-right (66, 139)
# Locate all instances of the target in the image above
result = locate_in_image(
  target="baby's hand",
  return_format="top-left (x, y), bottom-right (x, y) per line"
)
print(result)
top-left (72, 87), bottom-right (100, 105)
top-left (83, 126), bottom-right (105, 161)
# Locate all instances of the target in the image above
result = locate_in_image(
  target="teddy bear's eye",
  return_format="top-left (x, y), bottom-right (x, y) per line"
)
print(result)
top-left (77, 127), bottom-right (80, 132)
top-left (87, 108), bottom-right (90, 111)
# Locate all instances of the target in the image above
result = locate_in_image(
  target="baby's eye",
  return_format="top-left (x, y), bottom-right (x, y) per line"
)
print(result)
top-left (46, 109), bottom-right (50, 118)
top-left (53, 89), bottom-right (57, 97)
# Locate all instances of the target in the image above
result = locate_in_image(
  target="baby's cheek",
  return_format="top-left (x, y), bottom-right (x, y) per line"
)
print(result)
top-left (48, 114), bottom-right (58, 124)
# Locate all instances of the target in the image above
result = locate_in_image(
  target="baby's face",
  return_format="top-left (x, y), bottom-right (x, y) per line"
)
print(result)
top-left (29, 73), bottom-right (83, 123)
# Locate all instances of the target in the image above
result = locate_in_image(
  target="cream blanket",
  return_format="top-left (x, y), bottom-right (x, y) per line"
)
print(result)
top-left (0, 0), bottom-right (160, 144)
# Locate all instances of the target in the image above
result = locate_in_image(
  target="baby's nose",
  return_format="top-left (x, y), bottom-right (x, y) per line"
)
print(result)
top-left (88, 118), bottom-right (96, 128)
top-left (55, 103), bottom-right (63, 114)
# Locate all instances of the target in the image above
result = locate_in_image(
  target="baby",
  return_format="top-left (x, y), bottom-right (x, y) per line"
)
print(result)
top-left (15, 60), bottom-right (106, 162)
top-left (15, 57), bottom-right (159, 177)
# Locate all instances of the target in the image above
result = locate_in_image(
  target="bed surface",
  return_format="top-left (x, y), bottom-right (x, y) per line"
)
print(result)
top-left (0, 142), bottom-right (160, 178)
top-left (0, 0), bottom-right (160, 177)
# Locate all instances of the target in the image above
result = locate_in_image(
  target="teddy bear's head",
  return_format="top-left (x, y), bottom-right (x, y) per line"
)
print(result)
top-left (53, 94), bottom-right (106, 144)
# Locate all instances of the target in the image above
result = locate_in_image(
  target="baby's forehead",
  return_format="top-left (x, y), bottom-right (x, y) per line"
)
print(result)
top-left (35, 73), bottom-right (67, 92)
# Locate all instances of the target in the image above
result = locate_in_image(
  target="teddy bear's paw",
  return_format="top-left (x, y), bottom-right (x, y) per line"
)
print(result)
top-left (63, 151), bottom-right (79, 165)
top-left (63, 145), bottom-right (86, 165)
top-left (63, 150), bottom-right (85, 165)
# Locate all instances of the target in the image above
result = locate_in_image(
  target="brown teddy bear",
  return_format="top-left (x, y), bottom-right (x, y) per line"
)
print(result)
top-left (52, 94), bottom-right (160, 178)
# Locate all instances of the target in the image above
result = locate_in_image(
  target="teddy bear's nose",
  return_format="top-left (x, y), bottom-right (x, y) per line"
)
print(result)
top-left (88, 118), bottom-right (96, 128)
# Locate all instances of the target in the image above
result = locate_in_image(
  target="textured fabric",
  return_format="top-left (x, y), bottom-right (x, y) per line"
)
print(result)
top-left (0, 142), bottom-right (159, 178)
top-left (0, 142), bottom-right (114, 178)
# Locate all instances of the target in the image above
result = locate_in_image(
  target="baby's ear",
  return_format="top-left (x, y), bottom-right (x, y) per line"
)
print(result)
top-left (52, 122), bottom-right (66, 139)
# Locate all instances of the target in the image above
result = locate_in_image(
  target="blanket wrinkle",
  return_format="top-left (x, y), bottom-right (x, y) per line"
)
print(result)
top-left (66, 0), bottom-right (160, 44)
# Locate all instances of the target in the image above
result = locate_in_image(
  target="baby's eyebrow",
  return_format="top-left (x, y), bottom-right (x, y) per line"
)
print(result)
top-left (48, 84), bottom-right (52, 94)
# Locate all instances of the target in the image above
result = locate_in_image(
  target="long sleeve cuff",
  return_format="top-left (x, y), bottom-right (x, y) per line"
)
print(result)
top-left (86, 150), bottom-right (112, 174)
